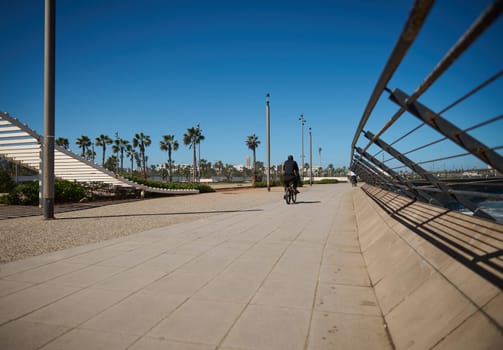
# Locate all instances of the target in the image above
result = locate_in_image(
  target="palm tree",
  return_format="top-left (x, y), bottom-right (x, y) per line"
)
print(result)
top-left (160, 134), bottom-right (179, 182)
top-left (318, 147), bottom-right (322, 169)
top-left (245, 134), bottom-right (260, 184)
top-left (75, 135), bottom-right (91, 158)
top-left (113, 138), bottom-right (129, 172)
top-left (125, 144), bottom-right (136, 173)
top-left (85, 148), bottom-right (96, 162)
top-left (132, 132), bottom-right (151, 178)
top-left (199, 159), bottom-right (209, 178)
top-left (95, 134), bottom-right (113, 166)
top-left (214, 160), bottom-right (224, 177)
top-left (327, 163), bottom-right (334, 176)
top-left (55, 137), bottom-right (69, 150)
top-left (183, 127), bottom-right (205, 182)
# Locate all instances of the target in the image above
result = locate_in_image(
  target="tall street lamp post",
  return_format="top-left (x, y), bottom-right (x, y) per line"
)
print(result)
top-left (299, 114), bottom-right (305, 179)
top-left (197, 123), bottom-right (201, 181)
top-left (309, 127), bottom-right (313, 186)
top-left (266, 93), bottom-right (271, 191)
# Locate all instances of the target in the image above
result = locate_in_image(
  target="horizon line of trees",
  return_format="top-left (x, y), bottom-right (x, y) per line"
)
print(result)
top-left (55, 130), bottom-right (349, 183)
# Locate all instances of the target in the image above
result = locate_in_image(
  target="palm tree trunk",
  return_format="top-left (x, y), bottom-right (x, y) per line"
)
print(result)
top-left (192, 142), bottom-right (197, 183)
top-left (120, 150), bottom-right (124, 172)
top-left (141, 149), bottom-right (146, 178)
top-left (168, 149), bottom-right (172, 182)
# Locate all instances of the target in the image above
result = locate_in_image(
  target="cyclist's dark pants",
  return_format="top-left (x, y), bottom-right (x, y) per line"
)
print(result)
top-left (284, 175), bottom-right (298, 190)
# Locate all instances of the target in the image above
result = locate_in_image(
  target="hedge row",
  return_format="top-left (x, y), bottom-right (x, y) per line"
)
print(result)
top-left (124, 176), bottom-right (215, 193)
top-left (3, 180), bottom-right (87, 205)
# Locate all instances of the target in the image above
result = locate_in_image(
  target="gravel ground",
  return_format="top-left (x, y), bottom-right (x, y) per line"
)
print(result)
top-left (0, 187), bottom-right (286, 264)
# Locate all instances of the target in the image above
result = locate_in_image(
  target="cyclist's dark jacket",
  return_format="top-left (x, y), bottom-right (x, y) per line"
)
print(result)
top-left (283, 159), bottom-right (299, 184)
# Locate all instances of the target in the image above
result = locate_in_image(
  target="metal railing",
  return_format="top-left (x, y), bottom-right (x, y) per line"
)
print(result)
top-left (350, 0), bottom-right (503, 222)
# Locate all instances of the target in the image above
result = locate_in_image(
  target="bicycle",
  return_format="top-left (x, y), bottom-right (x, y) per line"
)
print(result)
top-left (284, 182), bottom-right (297, 204)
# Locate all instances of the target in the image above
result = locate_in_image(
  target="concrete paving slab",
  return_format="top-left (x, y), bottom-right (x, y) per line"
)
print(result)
top-left (81, 290), bottom-right (187, 336)
top-left (251, 274), bottom-right (317, 309)
top-left (374, 251), bottom-right (435, 315)
top-left (239, 241), bottom-right (289, 260)
top-left (61, 246), bottom-right (125, 265)
top-left (222, 304), bottom-right (311, 350)
top-left (193, 275), bottom-right (262, 304)
top-left (144, 271), bottom-right (214, 297)
top-left (319, 263), bottom-right (371, 286)
top-left (138, 253), bottom-right (196, 273)
top-left (315, 283), bottom-right (381, 316)
top-left (271, 260), bottom-right (320, 282)
top-left (1, 261), bottom-right (86, 284)
top-left (39, 328), bottom-right (138, 350)
top-left (22, 287), bottom-right (131, 327)
top-left (217, 257), bottom-right (275, 282)
top-left (483, 293), bottom-right (503, 326)
top-left (440, 258), bottom-right (500, 308)
top-left (129, 337), bottom-right (215, 350)
top-left (0, 320), bottom-right (69, 350)
top-left (147, 299), bottom-right (245, 346)
top-left (0, 279), bottom-right (34, 297)
top-left (46, 264), bottom-right (126, 288)
top-left (386, 273), bottom-right (477, 350)
top-left (92, 265), bottom-right (166, 292)
top-left (432, 311), bottom-right (503, 350)
top-left (0, 283), bottom-right (79, 323)
top-left (322, 250), bottom-right (366, 267)
top-left (307, 311), bottom-right (392, 350)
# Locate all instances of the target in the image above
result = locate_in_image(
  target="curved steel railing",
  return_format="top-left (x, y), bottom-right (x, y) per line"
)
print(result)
top-left (350, 0), bottom-right (503, 221)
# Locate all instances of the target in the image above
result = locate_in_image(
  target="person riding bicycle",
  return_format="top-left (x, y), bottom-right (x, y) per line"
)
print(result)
top-left (283, 155), bottom-right (300, 195)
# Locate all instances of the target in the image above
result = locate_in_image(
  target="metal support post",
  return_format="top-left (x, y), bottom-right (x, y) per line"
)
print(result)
top-left (309, 127), bottom-right (313, 185)
top-left (43, 0), bottom-right (55, 219)
top-left (266, 93), bottom-right (271, 191)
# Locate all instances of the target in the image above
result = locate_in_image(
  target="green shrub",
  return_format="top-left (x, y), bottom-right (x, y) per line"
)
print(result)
top-left (253, 180), bottom-right (281, 188)
top-left (6, 180), bottom-right (87, 205)
top-left (8, 181), bottom-right (39, 205)
top-left (123, 175), bottom-right (215, 193)
top-left (315, 179), bottom-right (339, 184)
top-left (55, 180), bottom-right (87, 203)
top-left (0, 168), bottom-right (15, 193)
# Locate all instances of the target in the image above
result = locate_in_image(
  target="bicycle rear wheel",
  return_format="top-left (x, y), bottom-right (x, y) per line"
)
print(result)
top-left (284, 188), bottom-right (290, 204)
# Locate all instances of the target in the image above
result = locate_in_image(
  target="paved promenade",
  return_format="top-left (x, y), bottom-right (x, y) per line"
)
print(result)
top-left (0, 184), bottom-right (392, 349)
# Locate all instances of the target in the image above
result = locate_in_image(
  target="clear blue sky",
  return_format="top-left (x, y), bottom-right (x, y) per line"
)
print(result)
top-left (1, 0), bottom-right (502, 170)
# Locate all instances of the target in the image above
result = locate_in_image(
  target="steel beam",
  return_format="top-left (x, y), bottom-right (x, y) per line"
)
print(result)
top-left (355, 146), bottom-right (437, 204)
top-left (351, 0), bottom-right (434, 166)
top-left (363, 131), bottom-right (494, 220)
top-left (389, 88), bottom-right (503, 173)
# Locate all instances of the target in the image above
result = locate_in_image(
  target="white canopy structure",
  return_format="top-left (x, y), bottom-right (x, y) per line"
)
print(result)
top-left (0, 112), bottom-right (198, 195)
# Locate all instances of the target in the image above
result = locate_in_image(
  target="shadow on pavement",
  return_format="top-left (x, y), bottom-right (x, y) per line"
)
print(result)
top-left (56, 208), bottom-right (264, 220)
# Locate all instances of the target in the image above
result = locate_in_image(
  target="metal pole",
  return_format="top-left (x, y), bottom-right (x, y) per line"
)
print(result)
top-left (299, 114), bottom-right (305, 180)
top-left (197, 123), bottom-right (201, 181)
top-left (309, 127), bottom-right (313, 186)
top-left (266, 93), bottom-right (271, 191)
top-left (43, 0), bottom-right (55, 219)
